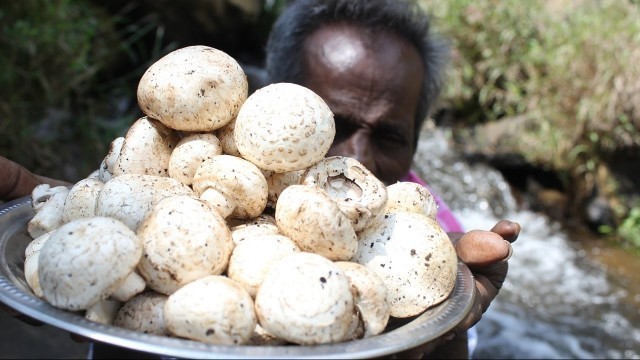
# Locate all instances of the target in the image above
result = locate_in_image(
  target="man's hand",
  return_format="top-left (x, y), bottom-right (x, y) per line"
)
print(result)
top-left (0, 156), bottom-right (70, 202)
top-left (451, 220), bottom-right (520, 333)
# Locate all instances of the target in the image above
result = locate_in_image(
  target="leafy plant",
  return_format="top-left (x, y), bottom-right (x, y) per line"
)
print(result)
top-left (0, 0), bottom-right (172, 181)
top-left (421, 0), bottom-right (640, 248)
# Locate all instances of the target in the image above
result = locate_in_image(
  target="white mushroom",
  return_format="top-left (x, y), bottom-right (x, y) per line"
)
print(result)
top-left (112, 117), bottom-right (180, 177)
top-left (85, 169), bottom-right (101, 180)
top-left (31, 184), bottom-right (69, 213)
top-left (255, 252), bottom-right (354, 345)
top-left (227, 234), bottom-right (300, 297)
top-left (383, 181), bottom-right (438, 220)
top-left (164, 275), bottom-right (256, 345)
top-left (216, 117), bottom-right (241, 157)
top-left (85, 299), bottom-right (122, 325)
top-left (168, 132), bottom-right (223, 186)
top-left (25, 231), bottom-right (52, 258)
top-left (137, 45), bottom-right (248, 132)
top-left (234, 82), bottom-right (335, 173)
top-left (303, 156), bottom-right (387, 232)
top-left (335, 261), bottom-right (391, 338)
top-left (275, 184), bottom-right (357, 261)
top-left (98, 136), bottom-right (124, 182)
top-left (263, 169), bottom-right (303, 208)
top-left (24, 251), bottom-right (43, 298)
top-left (61, 178), bottom-right (104, 223)
top-left (136, 195), bottom-right (233, 295)
top-left (27, 185), bottom-right (69, 238)
top-left (192, 155), bottom-right (268, 219)
top-left (352, 212), bottom-right (458, 318)
top-left (95, 173), bottom-right (194, 231)
top-left (113, 292), bottom-right (169, 336)
top-left (227, 213), bottom-right (280, 246)
top-left (109, 271), bottom-right (147, 303)
top-left (248, 324), bottom-right (288, 346)
top-left (38, 217), bottom-right (143, 311)
top-left (24, 232), bottom-right (52, 298)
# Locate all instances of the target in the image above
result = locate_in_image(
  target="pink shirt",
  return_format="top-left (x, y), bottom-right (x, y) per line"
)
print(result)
top-left (401, 171), bottom-right (464, 233)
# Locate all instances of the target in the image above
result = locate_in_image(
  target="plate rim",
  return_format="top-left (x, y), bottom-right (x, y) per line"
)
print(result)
top-left (0, 196), bottom-right (475, 359)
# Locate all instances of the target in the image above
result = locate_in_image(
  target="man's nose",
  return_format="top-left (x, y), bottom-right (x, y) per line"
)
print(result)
top-left (329, 132), bottom-right (378, 175)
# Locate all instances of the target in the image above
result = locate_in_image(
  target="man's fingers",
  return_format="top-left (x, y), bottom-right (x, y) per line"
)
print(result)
top-left (454, 273), bottom-right (503, 333)
top-left (490, 220), bottom-right (521, 242)
top-left (455, 230), bottom-right (512, 268)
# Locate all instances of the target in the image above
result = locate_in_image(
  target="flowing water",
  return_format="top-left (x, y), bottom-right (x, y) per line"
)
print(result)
top-left (413, 122), bottom-right (640, 359)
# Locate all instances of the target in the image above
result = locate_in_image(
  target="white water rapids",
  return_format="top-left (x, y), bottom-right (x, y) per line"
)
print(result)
top-left (413, 122), bottom-right (640, 359)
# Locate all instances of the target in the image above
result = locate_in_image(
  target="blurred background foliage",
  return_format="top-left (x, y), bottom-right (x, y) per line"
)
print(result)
top-left (422, 0), bottom-right (640, 249)
top-left (0, 0), bottom-right (638, 249)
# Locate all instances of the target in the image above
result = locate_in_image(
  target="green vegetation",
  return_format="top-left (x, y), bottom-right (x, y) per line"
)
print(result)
top-left (421, 0), bottom-right (640, 249)
top-left (0, 0), bottom-right (171, 180)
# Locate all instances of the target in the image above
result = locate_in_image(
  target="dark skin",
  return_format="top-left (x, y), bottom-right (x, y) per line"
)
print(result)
top-left (302, 22), bottom-right (519, 358)
top-left (0, 156), bottom-right (70, 202)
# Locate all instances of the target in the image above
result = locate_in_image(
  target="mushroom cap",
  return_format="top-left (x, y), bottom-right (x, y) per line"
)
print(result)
top-left (61, 178), bottom-right (104, 223)
top-left (38, 217), bottom-right (142, 311)
top-left (264, 169), bottom-right (303, 208)
top-left (113, 292), bottom-right (169, 336)
top-left (137, 195), bottom-right (233, 295)
top-left (192, 155), bottom-right (268, 219)
top-left (137, 45), bottom-right (248, 132)
top-left (99, 136), bottom-right (124, 182)
top-left (164, 275), bottom-right (256, 345)
top-left (95, 173), bottom-right (194, 231)
top-left (384, 182), bottom-right (438, 220)
top-left (227, 234), bottom-right (300, 297)
top-left (113, 117), bottom-right (180, 177)
top-left (275, 184), bottom-right (358, 261)
top-left (168, 132), bottom-right (223, 186)
top-left (85, 299), bottom-right (122, 325)
top-left (25, 231), bottom-right (52, 258)
top-left (248, 324), bottom-right (288, 346)
top-left (353, 212), bottom-right (458, 318)
top-left (335, 261), bottom-right (390, 338)
top-left (255, 252), bottom-right (355, 345)
top-left (216, 117), bottom-right (241, 157)
top-left (303, 156), bottom-right (387, 232)
top-left (24, 252), bottom-right (42, 298)
top-left (228, 213), bottom-right (280, 245)
top-left (109, 271), bottom-right (147, 302)
top-left (85, 169), bottom-right (101, 180)
top-left (234, 83), bottom-right (335, 173)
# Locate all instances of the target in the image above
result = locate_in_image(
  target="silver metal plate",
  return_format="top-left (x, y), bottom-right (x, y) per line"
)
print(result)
top-left (0, 196), bottom-right (475, 359)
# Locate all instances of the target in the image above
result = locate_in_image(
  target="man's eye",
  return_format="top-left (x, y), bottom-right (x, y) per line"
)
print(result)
top-left (333, 117), bottom-right (356, 142)
top-left (375, 131), bottom-right (407, 147)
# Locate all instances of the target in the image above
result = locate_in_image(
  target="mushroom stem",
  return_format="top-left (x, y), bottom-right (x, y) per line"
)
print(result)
top-left (110, 271), bottom-right (146, 302)
top-left (85, 299), bottom-right (122, 325)
top-left (27, 187), bottom-right (69, 238)
top-left (199, 188), bottom-right (236, 219)
top-left (192, 155), bottom-right (268, 219)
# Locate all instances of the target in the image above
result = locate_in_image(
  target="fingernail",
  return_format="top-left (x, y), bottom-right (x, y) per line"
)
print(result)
top-left (503, 240), bottom-right (513, 261)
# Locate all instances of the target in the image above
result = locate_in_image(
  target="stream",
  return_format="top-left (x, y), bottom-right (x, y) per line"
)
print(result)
top-left (413, 122), bottom-right (640, 359)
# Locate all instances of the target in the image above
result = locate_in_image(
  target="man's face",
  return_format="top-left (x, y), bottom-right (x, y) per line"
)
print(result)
top-left (301, 22), bottom-right (424, 185)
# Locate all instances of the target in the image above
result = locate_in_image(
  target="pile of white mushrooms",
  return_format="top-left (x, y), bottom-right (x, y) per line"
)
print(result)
top-left (23, 45), bottom-right (458, 346)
